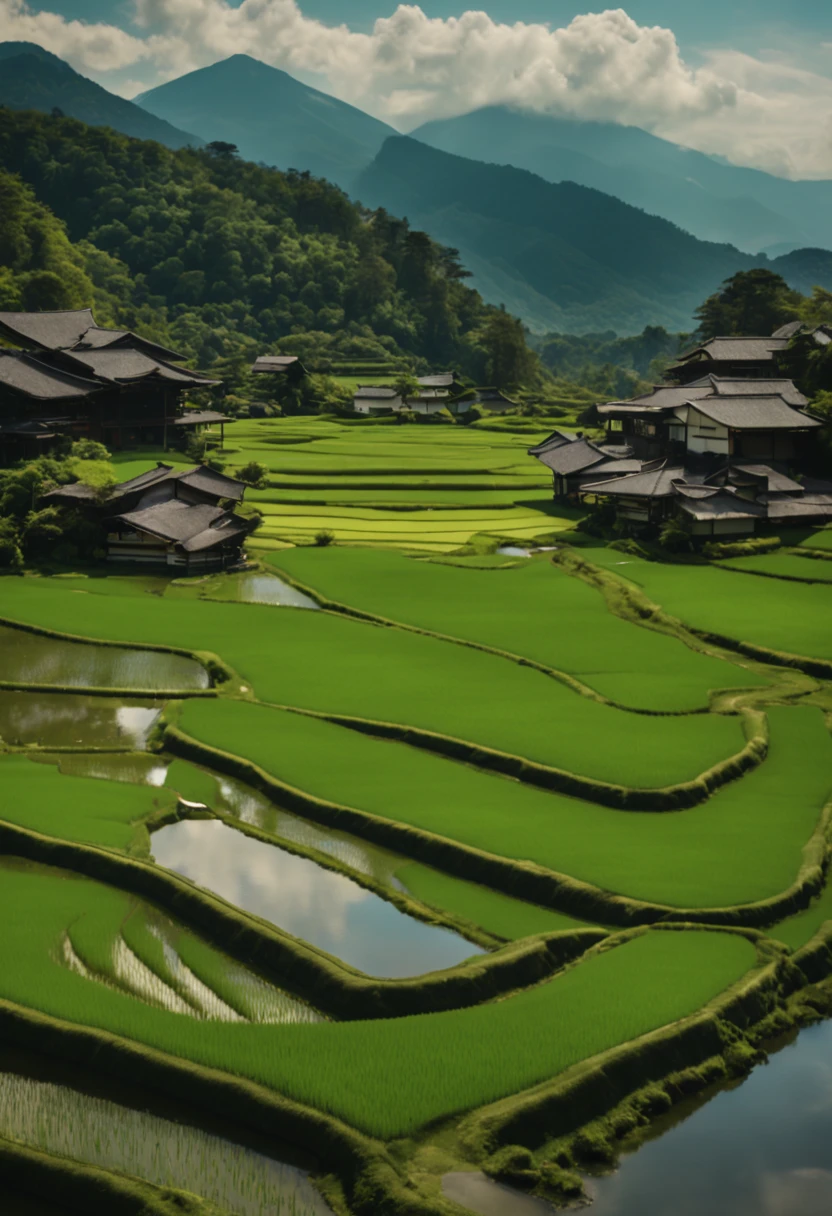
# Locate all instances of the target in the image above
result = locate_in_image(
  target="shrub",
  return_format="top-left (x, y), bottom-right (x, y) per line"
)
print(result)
top-left (572, 1126), bottom-right (614, 1163)
top-left (659, 515), bottom-right (693, 553)
top-left (704, 536), bottom-right (781, 559)
top-left (539, 1162), bottom-right (585, 1202)
top-left (483, 1145), bottom-right (538, 1190)
top-left (314, 530), bottom-right (335, 547)
top-left (70, 439), bottom-right (110, 461)
top-left (236, 461), bottom-right (269, 489)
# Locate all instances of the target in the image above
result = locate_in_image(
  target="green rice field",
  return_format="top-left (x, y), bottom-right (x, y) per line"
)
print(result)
top-left (269, 547), bottom-right (766, 711)
top-left (176, 700), bottom-right (831, 910)
top-left (0, 580), bottom-right (744, 789)
top-left (4, 418), bottom-right (832, 1212)
top-left (583, 548), bottom-right (832, 664)
top-left (0, 862), bottom-right (755, 1137)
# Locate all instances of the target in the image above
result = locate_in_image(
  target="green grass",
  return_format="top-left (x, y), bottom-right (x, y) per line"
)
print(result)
top-left (268, 548), bottom-right (766, 712)
top-left (396, 864), bottom-right (592, 939)
top-left (0, 577), bottom-right (744, 789)
top-left (768, 877), bottom-right (832, 951)
top-left (0, 861), bottom-right (756, 1137)
top-left (177, 700), bottom-right (832, 909)
top-left (0, 756), bottom-right (172, 850)
top-left (718, 553), bottom-right (832, 583)
top-left (779, 526), bottom-right (832, 551)
top-left (583, 550), bottom-right (832, 664)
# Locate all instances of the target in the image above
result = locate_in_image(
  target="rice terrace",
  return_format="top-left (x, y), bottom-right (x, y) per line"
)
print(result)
top-left (4, 31), bottom-right (832, 1211)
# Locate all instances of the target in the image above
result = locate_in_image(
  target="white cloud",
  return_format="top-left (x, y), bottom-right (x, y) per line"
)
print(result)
top-left (1, 0), bottom-right (831, 178)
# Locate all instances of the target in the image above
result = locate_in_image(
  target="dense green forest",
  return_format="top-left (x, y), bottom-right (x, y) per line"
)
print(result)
top-left (0, 109), bottom-right (540, 394)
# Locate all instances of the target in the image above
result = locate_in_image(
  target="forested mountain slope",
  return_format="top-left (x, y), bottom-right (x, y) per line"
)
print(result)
top-left (137, 55), bottom-right (394, 191)
top-left (0, 109), bottom-right (516, 382)
top-left (356, 136), bottom-right (832, 334)
top-left (0, 42), bottom-right (201, 151)
top-left (413, 107), bottom-right (832, 256)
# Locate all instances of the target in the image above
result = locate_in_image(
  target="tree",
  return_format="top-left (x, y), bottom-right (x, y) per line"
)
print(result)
top-left (237, 460), bottom-right (269, 488)
top-left (480, 310), bottom-right (534, 388)
top-left (392, 373), bottom-right (421, 402)
top-left (206, 141), bottom-right (239, 159)
top-left (694, 270), bottom-right (800, 340)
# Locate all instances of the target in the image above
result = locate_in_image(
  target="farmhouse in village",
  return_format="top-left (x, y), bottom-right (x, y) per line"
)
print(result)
top-left (44, 463), bottom-right (252, 568)
top-left (530, 325), bottom-right (832, 537)
top-left (352, 372), bottom-right (462, 415)
top-left (0, 309), bottom-right (225, 458)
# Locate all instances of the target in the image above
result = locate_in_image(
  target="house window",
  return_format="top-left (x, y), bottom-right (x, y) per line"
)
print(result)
top-left (668, 424), bottom-right (685, 442)
top-left (608, 418), bottom-right (623, 432)
top-left (633, 419), bottom-right (657, 437)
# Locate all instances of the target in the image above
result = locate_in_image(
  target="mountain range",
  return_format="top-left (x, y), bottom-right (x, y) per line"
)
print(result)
top-left (413, 107), bottom-right (832, 257)
top-left (137, 54), bottom-right (394, 189)
top-left (2, 42), bottom-right (832, 334)
top-left (0, 42), bottom-right (201, 150)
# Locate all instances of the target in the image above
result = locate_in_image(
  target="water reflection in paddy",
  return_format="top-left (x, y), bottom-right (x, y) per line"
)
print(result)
top-left (212, 572), bottom-right (320, 609)
top-left (151, 818), bottom-right (482, 977)
top-left (0, 623), bottom-right (208, 689)
top-left (0, 691), bottom-right (163, 749)
top-left (0, 1070), bottom-right (332, 1216)
top-left (587, 1019), bottom-right (832, 1216)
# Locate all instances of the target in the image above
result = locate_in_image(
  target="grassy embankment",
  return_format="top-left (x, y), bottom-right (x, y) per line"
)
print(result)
top-left (0, 577), bottom-right (745, 792)
top-left (583, 548), bottom-right (832, 667)
top-left (0, 862), bottom-right (757, 1139)
top-left (717, 552), bottom-right (832, 583)
top-left (175, 699), bottom-right (832, 913)
top-left (268, 547), bottom-right (767, 712)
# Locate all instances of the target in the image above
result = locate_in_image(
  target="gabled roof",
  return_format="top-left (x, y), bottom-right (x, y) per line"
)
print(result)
top-left (0, 350), bottom-right (103, 401)
top-left (574, 459), bottom-right (642, 481)
top-left (707, 377), bottom-right (808, 407)
top-left (772, 321), bottom-right (804, 340)
top-left (676, 491), bottom-right (766, 522)
top-left (181, 517), bottom-right (250, 553)
top-left (112, 464), bottom-right (177, 496)
top-left (727, 463), bottom-right (805, 494)
top-left (251, 355), bottom-right (306, 374)
top-left (583, 462), bottom-right (686, 498)
top-left (75, 327), bottom-right (187, 363)
top-left (765, 495), bottom-right (832, 520)
top-left (0, 308), bottom-right (96, 351)
top-left (419, 372), bottom-right (457, 388)
top-left (354, 386), bottom-right (399, 399)
top-left (527, 429), bottom-right (576, 456)
top-left (675, 337), bottom-right (790, 364)
top-left (58, 347), bottom-right (218, 387)
top-left (178, 465), bottom-right (246, 503)
top-left (114, 499), bottom-right (228, 544)
top-left (689, 396), bottom-right (821, 431)
top-left (533, 438), bottom-right (607, 476)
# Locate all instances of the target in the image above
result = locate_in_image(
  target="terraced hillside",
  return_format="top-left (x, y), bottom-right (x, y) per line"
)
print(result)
top-left (2, 420), bottom-right (832, 1216)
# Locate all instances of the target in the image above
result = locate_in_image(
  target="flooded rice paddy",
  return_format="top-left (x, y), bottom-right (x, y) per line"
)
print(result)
top-left (216, 571), bottom-right (320, 608)
top-left (151, 818), bottom-right (483, 977)
top-left (0, 1069), bottom-right (332, 1216)
top-left (0, 691), bottom-right (163, 749)
top-left (0, 622), bottom-right (208, 689)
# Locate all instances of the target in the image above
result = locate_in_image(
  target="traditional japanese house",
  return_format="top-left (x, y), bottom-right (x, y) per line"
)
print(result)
top-left (251, 355), bottom-right (309, 381)
top-left (581, 462), bottom-right (688, 526)
top-left (352, 386), bottom-right (403, 414)
top-left (528, 431), bottom-right (637, 498)
top-left (473, 388), bottom-right (518, 414)
top-left (0, 309), bottom-right (221, 452)
top-left (668, 336), bottom-right (793, 383)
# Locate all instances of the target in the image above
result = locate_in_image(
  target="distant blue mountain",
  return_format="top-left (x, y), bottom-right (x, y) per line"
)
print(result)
top-left (413, 107), bottom-right (832, 256)
top-left (137, 54), bottom-right (395, 190)
top-left (0, 41), bottom-right (201, 150)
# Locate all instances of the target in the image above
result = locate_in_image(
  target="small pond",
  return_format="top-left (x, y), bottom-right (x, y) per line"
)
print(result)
top-left (0, 1068), bottom-right (332, 1216)
top-left (151, 818), bottom-right (482, 977)
top-left (212, 573), bottom-right (319, 609)
top-left (0, 623), bottom-right (208, 689)
top-left (0, 691), bottom-right (163, 749)
top-left (585, 1018), bottom-right (832, 1216)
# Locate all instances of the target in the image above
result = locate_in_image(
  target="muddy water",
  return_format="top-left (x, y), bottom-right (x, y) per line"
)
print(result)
top-left (0, 623), bottom-right (208, 689)
top-left (151, 818), bottom-right (482, 978)
top-left (0, 1069), bottom-right (332, 1216)
top-left (0, 691), bottom-right (163, 748)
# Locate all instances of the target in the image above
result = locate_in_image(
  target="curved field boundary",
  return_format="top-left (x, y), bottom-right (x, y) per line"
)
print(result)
top-left (0, 1135), bottom-right (222, 1216)
top-left (0, 680), bottom-right (215, 700)
top-left (281, 703), bottom-right (767, 812)
top-left (164, 724), bottom-right (831, 931)
top-left (266, 562), bottom-right (743, 719)
top-left (0, 999), bottom-right (451, 1216)
top-left (459, 928), bottom-right (797, 1155)
top-left (0, 817), bottom-right (604, 1020)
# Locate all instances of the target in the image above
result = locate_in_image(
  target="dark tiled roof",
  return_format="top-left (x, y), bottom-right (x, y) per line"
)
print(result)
top-left (354, 386), bottom-right (399, 399)
top-left (61, 348), bottom-right (218, 386)
top-left (115, 500), bottom-right (227, 544)
top-left (534, 438), bottom-right (606, 476)
top-left (772, 321), bottom-right (804, 340)
top-left (178, 465), bottom-right (246, 502)
top-left (41, 482), bottom-right (98, 503)
top-left (0, 351), bottom-right (103, 400)
top-left (76, 327), bottom-right (187, 363)
top-left (174, 410), bottom-right (230, 426)
top-left (676, 337), bottom-right (790, 364)
top-left (419, 373), bottom-right (457, 388)
top-left (527, 429), bottom-right (576, 456)
top-left (112, 464), bottom-right (177, 495)
top-left (181, 518), bottom-right (250, 553)
top-left (730, 463), bottom-right (805, 494)
top-left (251, 355), bottom-right (305, 374)
top-left (708, 377), bottom-right (808, 406)
top-left (764, 495), bottom-right (832, 520)
top-left (574, 459), bottom-right (642, 481)
top-left (676, 492), bottom-right (766, 522)
top-left (0, 308), bottom-right (95, 350)
top-left (690, 397), bottom-right (821, 430)
top-left (583, 462), bottom-right (686, 498)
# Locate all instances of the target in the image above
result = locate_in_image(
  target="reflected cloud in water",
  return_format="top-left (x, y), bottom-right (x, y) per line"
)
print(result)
top-left (151, 819), bottom-right (481, 978)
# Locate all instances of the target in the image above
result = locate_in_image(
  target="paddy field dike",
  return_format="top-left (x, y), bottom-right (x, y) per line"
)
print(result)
top-left (2, 417), bottom-right (832, 1215)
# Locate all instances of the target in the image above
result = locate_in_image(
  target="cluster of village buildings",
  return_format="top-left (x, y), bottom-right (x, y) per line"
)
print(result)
top-left (2, 308), bottom-right (830, 563)
top-left (530, 322), bottom-right (832, 537)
